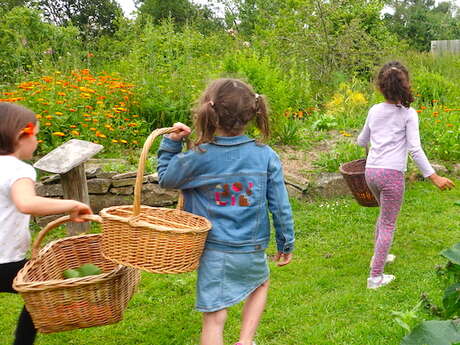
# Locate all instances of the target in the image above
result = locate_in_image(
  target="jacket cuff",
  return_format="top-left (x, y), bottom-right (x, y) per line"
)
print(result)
top-left (277, 242), bottom-right (294, 254)
top-left (159, 136), bottom-right (183, 153)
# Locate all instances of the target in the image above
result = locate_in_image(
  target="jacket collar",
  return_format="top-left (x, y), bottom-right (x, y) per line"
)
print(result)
top-left (210, 135), bottom-right (255, 146)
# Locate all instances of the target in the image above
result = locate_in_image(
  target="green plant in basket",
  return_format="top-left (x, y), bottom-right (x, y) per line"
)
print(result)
top-left (63, 263), bottom-right (102, 279)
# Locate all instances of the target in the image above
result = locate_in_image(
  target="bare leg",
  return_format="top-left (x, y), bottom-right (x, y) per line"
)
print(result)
top-left (238, 280), bottom-right (270, 345)
top-left (200, 309), bottom-right (228, 345)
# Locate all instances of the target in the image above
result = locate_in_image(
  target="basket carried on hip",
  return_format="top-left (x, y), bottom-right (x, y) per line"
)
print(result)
top-left (339, 158), bottom-right (379, 207)
top-left (13, 215), bottom-right (140, 334)
top-left (100, 127), bottom-right (212, 274)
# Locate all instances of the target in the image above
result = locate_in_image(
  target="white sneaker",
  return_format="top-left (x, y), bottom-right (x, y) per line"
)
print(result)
top-left (369, 254), bottom-right (396, 268)
top-left (367, 274), bottom-right (395, 289)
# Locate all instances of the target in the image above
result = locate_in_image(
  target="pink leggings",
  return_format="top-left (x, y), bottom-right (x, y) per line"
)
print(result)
top-left (365, 168), bottom-right (404, 277)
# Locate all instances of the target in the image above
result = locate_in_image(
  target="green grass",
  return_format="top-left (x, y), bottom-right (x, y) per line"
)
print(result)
top-left (1, 180), bottom-right (459, 345)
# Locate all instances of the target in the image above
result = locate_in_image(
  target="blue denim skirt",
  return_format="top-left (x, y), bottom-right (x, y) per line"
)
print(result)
top-left (195, 249), bottom-right (269, 312)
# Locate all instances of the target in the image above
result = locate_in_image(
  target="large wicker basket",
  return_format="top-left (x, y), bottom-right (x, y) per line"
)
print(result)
top-left (100, 127), bottom-right (212, 274)
top-left (339, 158), bottom-right (379, 207)
top-left (13, 215), bottom-right (140, 333)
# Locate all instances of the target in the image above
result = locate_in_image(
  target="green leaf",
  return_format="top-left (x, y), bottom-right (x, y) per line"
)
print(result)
top-left (454, 201), bottom-right (460, 206)
top-left (441, 243), bottom-right (460, 265)
top-left (444, 283), bottom-right (460, 318)
top-left (401, 320), bottom-right (460, 345)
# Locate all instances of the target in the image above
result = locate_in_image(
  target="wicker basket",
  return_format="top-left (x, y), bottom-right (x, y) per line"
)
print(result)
top-left (339, 158), bottom-right (379, 207)
top-left (13, 215), bottom-right (140, 333)
top-left (100, 127), bottom-right (212, 274)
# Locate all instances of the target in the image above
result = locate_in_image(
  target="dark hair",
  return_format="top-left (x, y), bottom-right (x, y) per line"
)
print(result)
top-left (377, 61), bottom-right (414, 108)
top-left (0, 102), bottom-right (37, 155)
top-left (193, 78), bottom-right (270, 146)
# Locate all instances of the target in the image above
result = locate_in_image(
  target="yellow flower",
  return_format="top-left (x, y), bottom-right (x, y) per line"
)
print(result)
top-left (55, 112), bottom-right (63, 116)
top-left (71, 130), bottom-right (80, 136)
top-left (120, 139), bottom-right (128, 144)
top-left (111, 139), bottom-right (118, 143)
top-left (52, 132), bottom-right (65, 137)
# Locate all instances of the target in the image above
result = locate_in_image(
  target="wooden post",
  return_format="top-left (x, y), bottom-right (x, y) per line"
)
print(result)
top-left (61, 164), bottom-right (90, 235)
top-left (34, 139), bottom-right (103, 235)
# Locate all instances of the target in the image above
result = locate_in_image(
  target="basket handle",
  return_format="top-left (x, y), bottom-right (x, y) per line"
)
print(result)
top-left (31, 215), bottom-right (102, 260)
top-left (133, 127), bottom-right (185, 216)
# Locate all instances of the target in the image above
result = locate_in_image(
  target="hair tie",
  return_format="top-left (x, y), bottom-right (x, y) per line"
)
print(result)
top-left (21, 122), bottom-right (35, 135)
top-left (390, 67), bottom-right (399, 71)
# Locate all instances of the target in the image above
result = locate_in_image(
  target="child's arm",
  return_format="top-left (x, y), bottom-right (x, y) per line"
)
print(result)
top-left (11, 178), bottom-right (92, 222)
top-left (157, 123), bottom-right (194, 189)
top-left (266, 150), bottom-right (294, 266)
top-left (428, 173), bottom-right (455, 191)
top-left (357, 115), bottom-right (370, 147)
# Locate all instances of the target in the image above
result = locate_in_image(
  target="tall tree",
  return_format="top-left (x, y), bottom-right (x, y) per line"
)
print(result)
top-left (0, 0), bottom-right (27, 13)
top-left (135, 0), bottom-right (221, 31)
top-left (31, 0), bottom-right (123, 38)
top-left (384, 0), bottom-right (460, 51)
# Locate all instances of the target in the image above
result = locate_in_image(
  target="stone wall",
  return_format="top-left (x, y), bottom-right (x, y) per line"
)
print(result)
top-left (35, 167), bottom-right (178, 226)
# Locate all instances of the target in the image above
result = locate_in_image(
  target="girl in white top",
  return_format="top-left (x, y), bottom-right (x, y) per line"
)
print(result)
top-left (0, 102), bottom-right (92, 345)
top-left (357, 61), bottom-right (454, 289)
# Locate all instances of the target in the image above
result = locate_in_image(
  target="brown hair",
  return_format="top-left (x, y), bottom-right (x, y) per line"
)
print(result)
top-left (0, 103), bottom-right (37, 155)
top-left (193, 78), bottom-right (270, 146)
top-left (377, 61), bottom-right (414, 108)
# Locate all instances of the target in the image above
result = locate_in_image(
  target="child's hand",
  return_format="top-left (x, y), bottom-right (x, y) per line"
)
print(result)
top-left (274, 252), bottom-right (293, 267)
top-left (168, 122), bottom-right (191, 141)
top-left (429, 173), bottom-right (455, 191)
top-left (69, 201), bottom-right (93, 223)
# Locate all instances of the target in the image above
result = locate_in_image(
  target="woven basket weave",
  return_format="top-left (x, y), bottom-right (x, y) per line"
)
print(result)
top-left (100, 127), bottom-right (212, 274)
top-left (13, 215), bottom-right (140, 333)
top-left (339, 158), bottom-right (379, 207)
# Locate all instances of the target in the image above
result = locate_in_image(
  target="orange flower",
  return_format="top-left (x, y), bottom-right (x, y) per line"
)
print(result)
top-left (44, 122), bottom-right (52, 126)
top-left (52, 132), bottom-right (65, 137)
top-left (21, 122), bottom-right (35, 135)
top-left (421, 106), bottom-right (426, 110)
top-left (71, 130), bottom-right (80, 136)
top-left (69, 108), bottom-right (77, 112)
top-left (70, 125), bottom-right (77, 128)
top-left (416, 110), bottom-right (422, 113)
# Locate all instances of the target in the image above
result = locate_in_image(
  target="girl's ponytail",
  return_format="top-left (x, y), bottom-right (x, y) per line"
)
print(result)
top-left (254, 94), bottom-right (270, 141)
top-left (377, 62), bottom-right (414, 108)
top-left (194, 99), bottom-right (219, 147)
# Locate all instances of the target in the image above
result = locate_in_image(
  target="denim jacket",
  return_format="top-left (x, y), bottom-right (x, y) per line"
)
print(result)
top-left (157, 135), bottom-right (295, 254)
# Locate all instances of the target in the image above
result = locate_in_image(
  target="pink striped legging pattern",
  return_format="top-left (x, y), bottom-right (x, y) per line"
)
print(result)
top-left (365, 168), bottom-right (405, 277)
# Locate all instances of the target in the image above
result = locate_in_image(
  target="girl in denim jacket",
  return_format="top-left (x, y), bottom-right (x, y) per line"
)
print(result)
top-left (157, 78), bottom-right (295, 345)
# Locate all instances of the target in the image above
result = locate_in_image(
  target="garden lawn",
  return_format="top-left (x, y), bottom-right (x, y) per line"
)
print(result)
top-left (0, 180), bottom-right (459, 345)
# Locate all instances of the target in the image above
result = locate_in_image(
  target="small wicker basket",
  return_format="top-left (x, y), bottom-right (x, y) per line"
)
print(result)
top-left (13, 215), bottom-right (140, 333)
top-left (100, 127), bottom-right (212, 274)
top-left (339, 158), bottom-right (379, 207)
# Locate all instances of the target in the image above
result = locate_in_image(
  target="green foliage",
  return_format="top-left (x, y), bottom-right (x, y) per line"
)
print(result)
top-left (412, 71), bottom-right (458, 104)
top-left (392, 301), bottom-right (423, 334)
top-left (311, 114), bottom-right (338, 131)
top-left (384, 0), bottom-right (460, 51)
top-left (0, 7), bottom-right (82, 82)
top-left (313, 141), bottom-right (363, 172)
top-left (401, 320), bottom-right (460, 345)
top-left (136, 0), bottom-right (221, 32)
top-left (31, 0), bottom-right (123, 39)
top-left (443, 283), bottom-right (460, 318)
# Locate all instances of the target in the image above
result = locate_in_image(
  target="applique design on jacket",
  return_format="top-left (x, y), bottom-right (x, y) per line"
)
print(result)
top-left (214, 182), bottom-right (253, 207)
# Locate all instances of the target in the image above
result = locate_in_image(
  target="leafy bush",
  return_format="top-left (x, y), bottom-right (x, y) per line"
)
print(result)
top-left (0, 7), bottom-right (82, 82)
